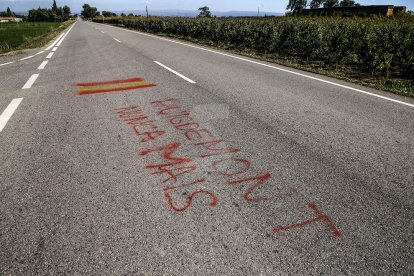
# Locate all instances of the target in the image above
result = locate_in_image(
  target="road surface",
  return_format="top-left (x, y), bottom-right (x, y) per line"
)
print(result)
top-left (1, 20), bottom-right (413, 275)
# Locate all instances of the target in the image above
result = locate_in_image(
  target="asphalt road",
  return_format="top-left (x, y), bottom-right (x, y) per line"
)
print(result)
top-left (1, 20), bottom-right (413, 275)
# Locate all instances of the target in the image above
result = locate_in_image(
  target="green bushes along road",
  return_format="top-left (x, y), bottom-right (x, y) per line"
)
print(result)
top-left (94, 16), bottom-right (414, 97)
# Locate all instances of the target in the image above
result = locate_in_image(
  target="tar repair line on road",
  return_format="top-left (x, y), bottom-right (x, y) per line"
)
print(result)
top-left (100, 23), bottom-right (414, 108)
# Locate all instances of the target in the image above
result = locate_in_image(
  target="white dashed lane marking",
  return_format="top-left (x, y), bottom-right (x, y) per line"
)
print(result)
top-left (0, 98), bottom-right (23, 132)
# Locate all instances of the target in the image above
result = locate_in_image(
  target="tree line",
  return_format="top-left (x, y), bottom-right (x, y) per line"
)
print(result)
top-left (287, 0), bottom-right (359, 13)
top-left (27, 0), bottom-right (72, 22)
top-left (81, 4), bottom-right (158, 19)
top-left (0, 7), bottom-right (16, 17)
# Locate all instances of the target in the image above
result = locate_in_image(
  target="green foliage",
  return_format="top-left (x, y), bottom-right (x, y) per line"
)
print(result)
top-left (198, 6), bottom-right (212, 18)
top-left (62, 6), bottom-right (72, 21)
top-left (6, 7), bottom-right (14, 16)
top-left (0, 22), bottom-right (63, 53)
top-left (287, 0), bottom-right (307, 12)
top-left (310, 0), bottom-right (324, 9)
top-left (324, 0), bottom-right (339, 8)
top-left (52, 0), bottom-right (58, 13)
top-left (93, 16), bottom-right (414, 81)
top-left (340, 0), bottom-right (357, 7)
top-left (27, 0), bottom-right (71, 22)
top-left (0, 7), bottom-right (15, 17)
top-left (81, 4), bottom-right (99, 19)
top-left (102, 11), bottom-right (117, 17)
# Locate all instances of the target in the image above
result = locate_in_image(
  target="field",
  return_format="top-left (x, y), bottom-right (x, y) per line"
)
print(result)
top-left (0, 22), bottom-right (70, 54)
top-left (94, 16), bottom-right (414, 97)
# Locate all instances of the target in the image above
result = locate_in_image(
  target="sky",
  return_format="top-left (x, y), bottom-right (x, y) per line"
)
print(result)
top-left (0, 0), bottom-right (413, 13)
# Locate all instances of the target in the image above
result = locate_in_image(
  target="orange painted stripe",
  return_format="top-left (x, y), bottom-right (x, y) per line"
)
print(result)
top-left (78, 80), bottom-right (151, 92)
top-left (77, 83), bottom-right (156, 95)
top-left (76, 77), bottom-right (144, 87)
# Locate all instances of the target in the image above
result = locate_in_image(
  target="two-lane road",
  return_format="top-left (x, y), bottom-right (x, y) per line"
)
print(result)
top-left (1, 20), bottom-right (413, 275)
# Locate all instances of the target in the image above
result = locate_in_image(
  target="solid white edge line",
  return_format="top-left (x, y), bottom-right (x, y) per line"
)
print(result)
top-left (113, 38), bottom-right (121, 43)
top-left (0, 61), bottom-right (14, 67)
top-left (100, 23), bottom-right (414, 108)
top-left (37, 60), bottom-right (49, 70)
top-left (22, 74), bottom-right (39, 89)
top-left (45, 32), bottom-right (65, 50)
top-left (52, 47), bottom-right (58, 52)
top-left (20, 55), bottom-right (34, 61)
top-left (46, 52), bottom-right (54, 59)
top-left (0, 98), bottom-right (23, 132)
top-left (56, 22), bottom-right (76, 47)
top-left (154, 61), bottom-right (196, 84)
top-left (2, 31), bottom-right (64, 64)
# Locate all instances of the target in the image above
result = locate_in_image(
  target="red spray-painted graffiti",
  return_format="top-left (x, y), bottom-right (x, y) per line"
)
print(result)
top-left (114, 98), bottom-right (342, 238)
top-left (272, 203), bottom-right (342, 238)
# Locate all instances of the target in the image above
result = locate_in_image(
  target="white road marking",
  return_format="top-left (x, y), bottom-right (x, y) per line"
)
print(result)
top-left (46, 52), bottom-right (54, 59)
top-left (22, 74), bottom-right (39, 89)
top-left (20, 55), bottom-right (34, 61)
top-left (52, 47), bottom-right (58, 52)
top-left (56, 22), bottom-right (76, 47)
top-left (34, 50), bottom-right (45, 56)
top-left (113, 38), bottom-right (121, 43)
top-left (154, 61), bottom-right (196, 84)
top-left (37, 60), bottom-right (49, 70)
top-left (101, 23), bottom-right (414, 108)
top-left (45, 32), bottom-right (65, 50)
top-left (0, 98), bottom-right (23, 132)
top-left (101, 31), bottom-right (105, 34)
top-left (0, 61), bottom-right (14, 67)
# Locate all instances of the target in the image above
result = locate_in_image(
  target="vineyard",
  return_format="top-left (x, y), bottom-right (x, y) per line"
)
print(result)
top-left (93, 16), bottom-right (414, 96)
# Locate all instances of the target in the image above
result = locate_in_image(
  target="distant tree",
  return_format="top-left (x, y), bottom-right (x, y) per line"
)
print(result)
top-left (81, 4), bottom-right (99, 19)
top-left (286, 0), bottom-right (307, 13)
top-left (62, 5), bottom-right (71, 20)
top-left (128, 13), bottom-right (134, 17)
top-left (52, 0), bottom-right (59, 14)
top-left (48, 9), bottom-right (58, 21)
top-left (28, 8), bottom-right (50, 22)
top-left (198, 6), bottom-right (212, 18)
top-left (6, 7), bottom-right (14, 16)
top-left (102, 11), bottom-right (117, 17)
top-left (323, 0), bottom-right (339, 8)
top-left (120, 12), bottom-right (126, 17)
top-left (339, 0), bottom-right (357, 7)
top-left (310, 0), bottom-right (324, 9)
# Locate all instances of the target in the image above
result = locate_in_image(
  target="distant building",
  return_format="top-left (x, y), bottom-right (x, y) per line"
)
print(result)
top-left (0, 17), bottom-right (23, 23)
top-left (300, 5), bottom-right (407, 16)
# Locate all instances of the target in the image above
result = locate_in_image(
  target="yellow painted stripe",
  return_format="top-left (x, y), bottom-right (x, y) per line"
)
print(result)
top-left (78, 81), bottom-right (151, 92)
